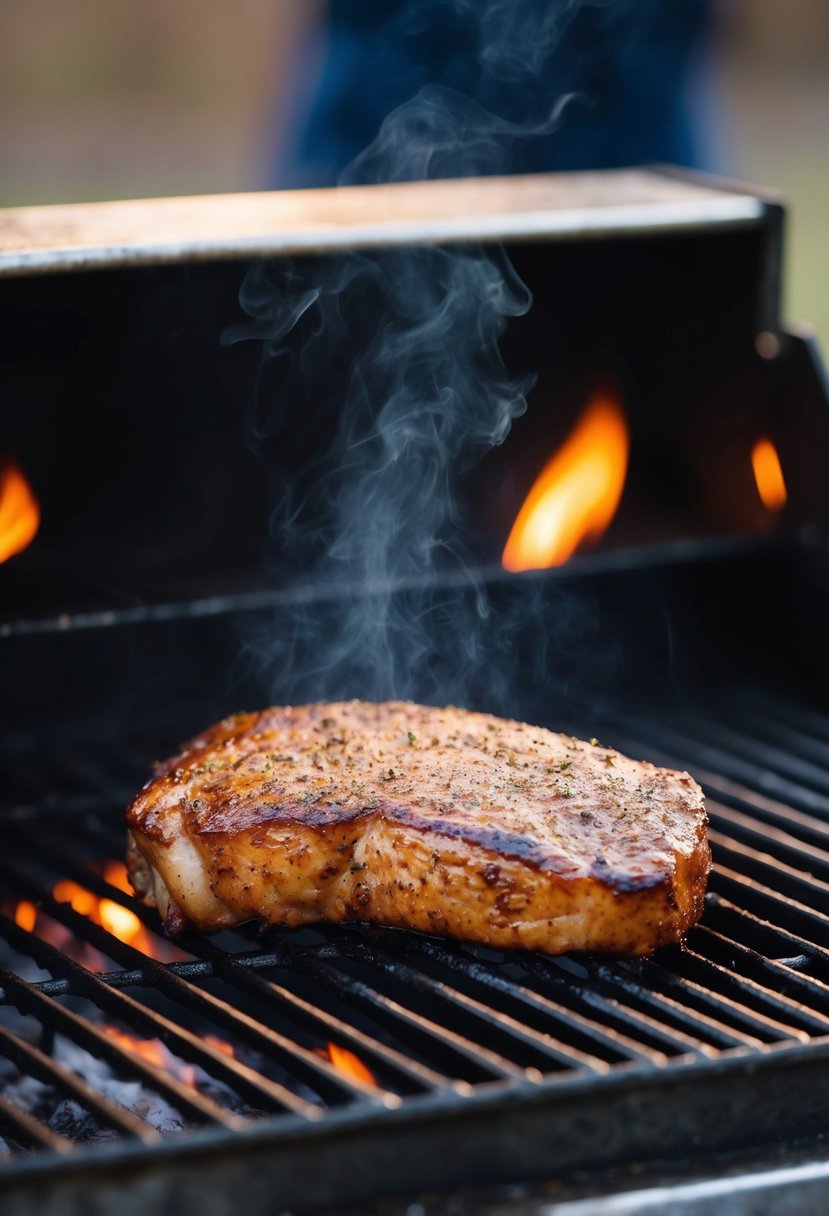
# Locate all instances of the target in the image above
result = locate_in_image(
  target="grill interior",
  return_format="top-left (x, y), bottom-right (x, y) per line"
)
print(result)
top-left (4, 662), bottom-right (829, 1210)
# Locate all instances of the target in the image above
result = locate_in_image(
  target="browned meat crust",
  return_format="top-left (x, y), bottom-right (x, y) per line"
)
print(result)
top-left (125, 701), bottom-right (710, 955)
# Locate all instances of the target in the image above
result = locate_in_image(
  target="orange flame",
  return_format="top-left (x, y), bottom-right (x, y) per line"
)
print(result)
top-left (203, 1034), bottom-right (236, 1058)
top-left (323, 1042), bottom-right (377, 1087)
top-left (52, 874), bottom-right (155, 955)
top-left (5, 862), bottom-right (186, 970)
top-left (104, 1027), bottom-right (198, 1087)
top-left (14, 900), bottom-right (37, 932)
top-left (99, 899), bottom-right (145, 945)
top-left (502, 392), bottom-right (629, 572)
top-left (41, 864), bottom-right (184, 965)
top-left (103, 860), bottom-right (134, 893)
top-left (0, 461), bottom-right (40, 563)
top-left (103, 1028), bottom-right (234, 1087)
top-left (52, 879), bottom-right (98, 920)
top-left (751, 437), bottom-right (787, 512)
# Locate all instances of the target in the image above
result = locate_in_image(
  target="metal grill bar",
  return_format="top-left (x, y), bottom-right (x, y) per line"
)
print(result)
top-left (712, 864), bottom-right (829, 950)
top-left (0, 1021), bottom-right (160, 1144)
top-left (668, 946), bottom-right (823, 1039)
top-left (411, 935), bottom-right (752, 1053)
top-left (708, 830), bottom-right (829, 918)
top-left (601, 953), bottom-right (801, 1044)
top-left (0, 1094), bottom-right (74, 1156)
top-left (0, 866), bottom-right (359, 1116)
top-left (741, 695), bottom-right (829, 747)
top-left (669, 713), bottom-right (829, 797)
top-left (529, 954), bottom-right (766, 1053)
top-left (271, 945), bottom-right (525, 1083)
top-left (186, 937), bottom-right (448, 1093)
top-left (6, 822), bottom-right (670, 1079)
top-left (4, 689), bottom-right (829, 1190)
top-left (371, 934), bottom-right (665, 1064)
top-left (721, 704), bottom-right (829, 768)
top-left (306, 935), bottom-right (612, 1073)
top-left (602, 717), bottom-right (829, 818)
top-left (706, 894), bottom-right (829, 974)
top-left (12, 838), bottom-right (446, 1095)
top-left (710, 797), bottom-right (829, 864)
top-left (693, 924), bottom-right (829, 1021)
top-left (588, 959), bottom-right (766, 1051)
top-left (509, 954), bottom-right (706, 1060)
top-left (0, 938), bottom-right (247, 1131)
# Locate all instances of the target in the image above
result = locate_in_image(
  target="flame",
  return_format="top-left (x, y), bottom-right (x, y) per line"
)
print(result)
top-left (51, 875), bottom-right (156, 956)
top-left (99, 899), bottom-right (145, 945)
top-left (502, 392), bottom-right (629, 572)
top-left (52, 879), bottom-right (98, 920)
top-left (103, 860), bottom-right (134, 894)
top-left (323, 1042), bottom-right (377, 1087)
top-left (0, 461), bottom-right (40, 563)
top-left (44, 865), bottom-right (185, 965)
top-left (104, 1028), bottom-right (198, 1088)
top-left (751, 437), bottom-right (787, 512)
top-left (104, 1027), bottom-right (234, 1087)
top-left (99, 860), bottom-right (147, 944)
top-left (203, 1034), bottom-right (235, 1058)
top-left (5, 862), bottom-right (185, 969)
top-left (14, 900), bottom-right (37, 932)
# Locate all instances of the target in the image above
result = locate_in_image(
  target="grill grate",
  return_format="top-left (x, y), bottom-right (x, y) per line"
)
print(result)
top-left (3, 691), bottom-right (829, 1208)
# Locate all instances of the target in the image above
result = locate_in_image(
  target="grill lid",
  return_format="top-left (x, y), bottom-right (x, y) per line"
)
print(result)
top-left (0, 169), bottom-right (770, 277)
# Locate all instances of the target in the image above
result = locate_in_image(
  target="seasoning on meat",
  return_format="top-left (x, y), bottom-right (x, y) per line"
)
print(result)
top-left (125, 701), bottom-right (710, 956)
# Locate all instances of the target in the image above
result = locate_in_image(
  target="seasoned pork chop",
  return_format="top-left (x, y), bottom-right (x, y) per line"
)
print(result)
top-left (126, 701), bottom-right (709, 955)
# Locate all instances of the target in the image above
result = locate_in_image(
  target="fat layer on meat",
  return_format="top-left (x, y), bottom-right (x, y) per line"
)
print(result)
top-left (125, 700), bottom-right (710, 955)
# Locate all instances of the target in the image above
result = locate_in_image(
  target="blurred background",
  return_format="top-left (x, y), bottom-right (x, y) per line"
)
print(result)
top-left (0, 0), bottom-right (826, 342)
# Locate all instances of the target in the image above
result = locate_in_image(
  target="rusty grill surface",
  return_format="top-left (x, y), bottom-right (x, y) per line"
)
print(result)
top-left (2, 687), bottom-right (829, 1209)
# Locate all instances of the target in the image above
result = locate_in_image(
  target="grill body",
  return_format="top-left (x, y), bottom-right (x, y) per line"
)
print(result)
top-left (2, 170), bottom-right (829, 1212)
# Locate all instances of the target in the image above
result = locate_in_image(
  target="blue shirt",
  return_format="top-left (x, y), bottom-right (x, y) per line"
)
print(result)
top-left (271, 0), bottom-right (712, 188)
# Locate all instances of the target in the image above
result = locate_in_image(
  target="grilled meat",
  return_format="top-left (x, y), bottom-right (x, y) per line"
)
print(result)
top-left (125, 700), bottom-right (709, 955)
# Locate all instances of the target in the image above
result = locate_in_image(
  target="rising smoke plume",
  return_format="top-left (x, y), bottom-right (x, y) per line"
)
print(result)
top-left (226, 0), bottom-right (606, 712)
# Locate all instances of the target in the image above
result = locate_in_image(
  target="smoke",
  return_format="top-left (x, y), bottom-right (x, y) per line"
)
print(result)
top-left (465, 0), bottom-right (582, 81)
top-left (342, 0), bottom-right (589, 185)
top-left (228, 0), bottom-right (601, 712)
top-left (224, 240), bottom-right (546, 707)
top-left (343, 85), bottom-right (576, 186)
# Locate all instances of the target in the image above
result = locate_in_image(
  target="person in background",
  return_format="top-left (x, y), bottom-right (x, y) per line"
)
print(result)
top-left (269, 0), bottom-right (717, 189)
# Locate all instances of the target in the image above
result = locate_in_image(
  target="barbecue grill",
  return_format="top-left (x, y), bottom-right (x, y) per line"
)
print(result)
top-left (2, 169), bottom-right (829, 1214)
